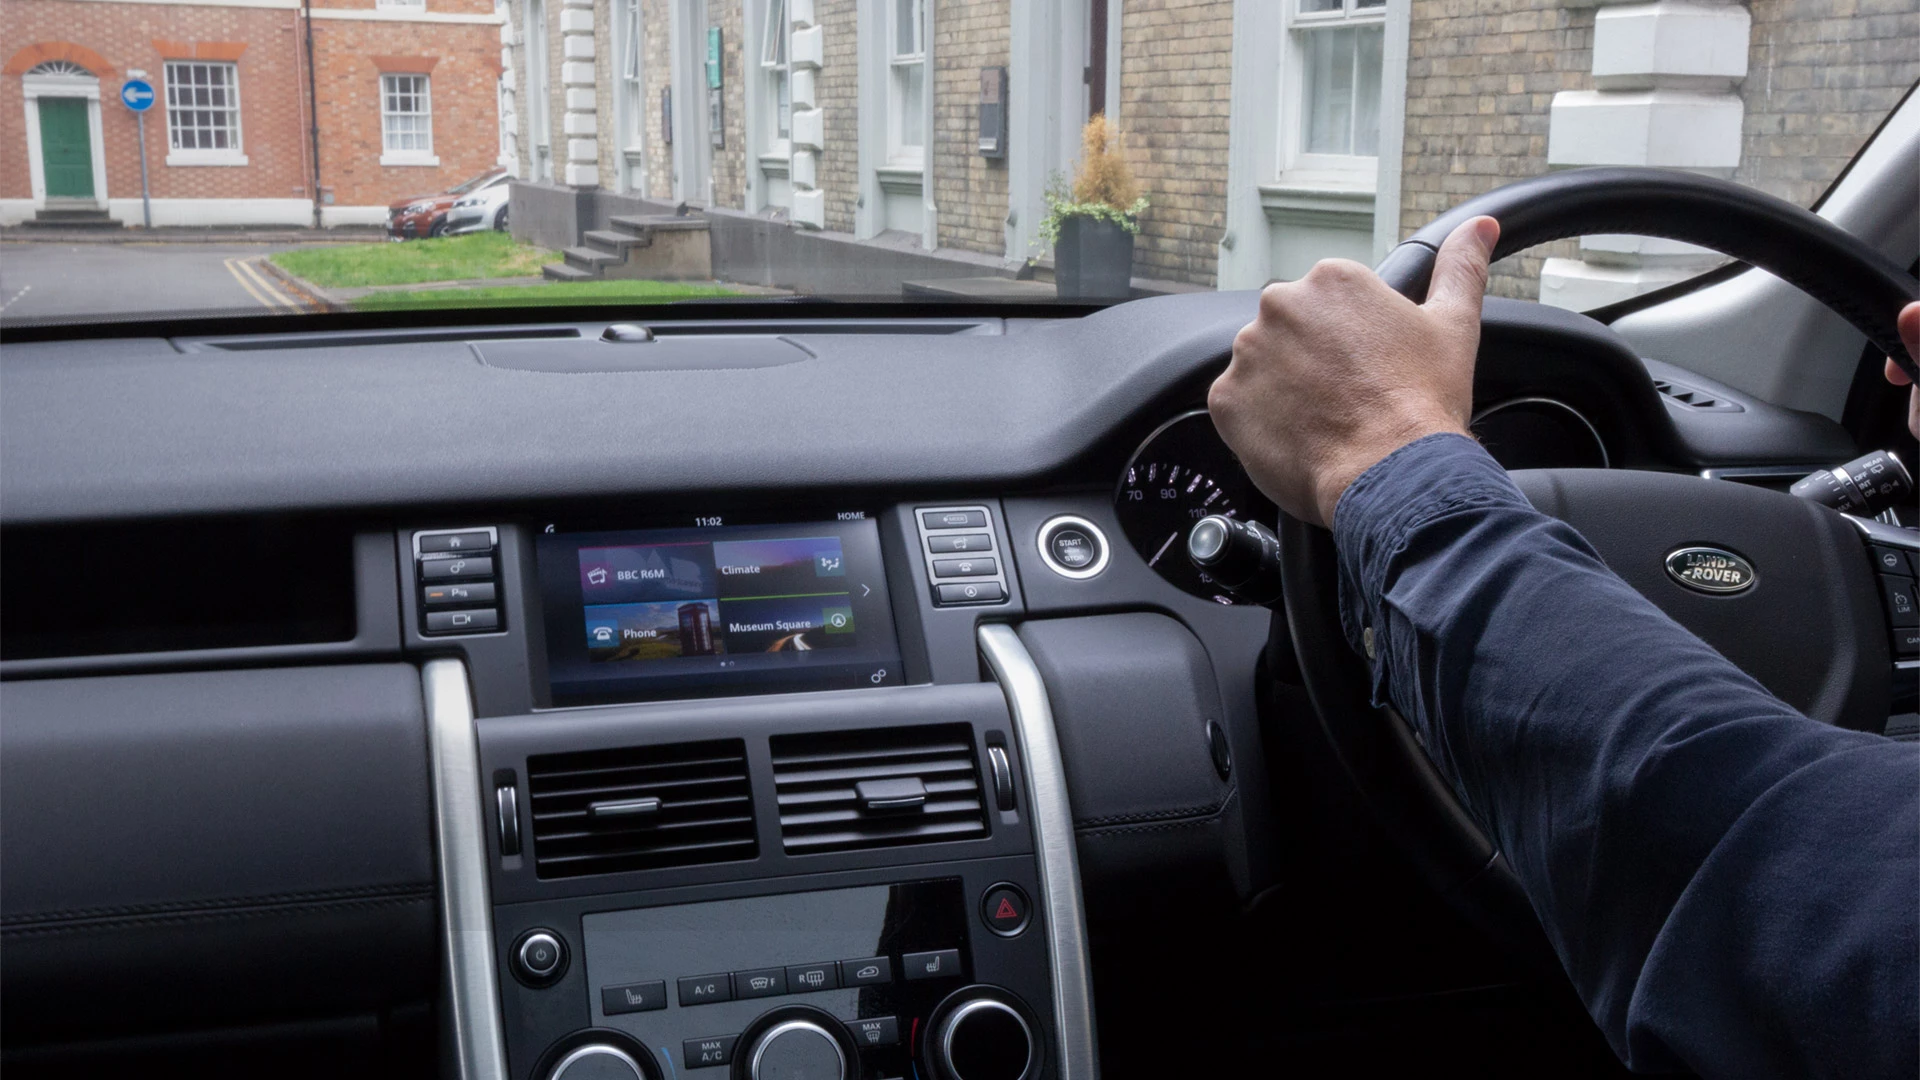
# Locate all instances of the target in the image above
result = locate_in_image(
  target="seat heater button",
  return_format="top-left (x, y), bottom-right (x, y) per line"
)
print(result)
top-left (849, 1016), bottom-right (899, 1048)
top-left (1884, 578), bottom-right (1918, 628)
top-left (932, 556), bottom-right (998, 578)
top-left (922, 510), bottom-right (988, 530)
top-left (601, 981), bottom-right (668, 1014)
top-left (935, 582), bottom-right (1005, 605)
top-left (425, 609), bottom-right (499, 633)
top-left (421, 555), bottom-right (494, 580)
top-left (418, 530), bottom-right (494, 554)
top-left (928, 533), bottom-right (994, 554)
top-left (901, 949), bottom-right (962, 981)
top-left (677, 973), bottom-right (733, 1006)
top-left (682, 1035), bottom-right (737, 1069)
top-left (840, 956), bottom-right (892, 986)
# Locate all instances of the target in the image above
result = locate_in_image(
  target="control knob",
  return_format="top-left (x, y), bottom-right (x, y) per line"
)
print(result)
top-left (1186, 514), bottom-right (1284, 606)
top-left (547, 1042), bottom-right (655, 1080)
top-left (923, 989), bottom-right (1037, 1080)
top-left (1791, 449), bottom-right (1914, 518)
top-left (735, 1007), bottom-right (852, 1080)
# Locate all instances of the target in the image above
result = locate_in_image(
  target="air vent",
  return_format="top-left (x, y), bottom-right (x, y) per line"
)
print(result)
top-left (770, 724), bottom-right (990, 855)
top-left (527, 739), bottom-right (756, 879)
top-left (1652, 378), bottom-right (1743, 412)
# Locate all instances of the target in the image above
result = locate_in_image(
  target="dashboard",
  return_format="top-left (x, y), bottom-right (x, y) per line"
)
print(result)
top-left (0, 291), bottom-right (1898, 1080)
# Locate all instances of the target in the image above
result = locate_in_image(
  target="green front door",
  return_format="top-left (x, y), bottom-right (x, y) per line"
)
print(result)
top-left (38, 98), bottom-right (94, 199)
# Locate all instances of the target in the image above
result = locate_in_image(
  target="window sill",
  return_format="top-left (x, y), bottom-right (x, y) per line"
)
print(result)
top-left (166, 152), bottom-right (249, 167)
top-left (760, 149), bottom-right (791, 178)
top-left (1259, 180), bottom-right (1375, 225)
top-left (876, 163), bottom-right (923, 196)
top-left (381, 152), bottom-right (441, 167)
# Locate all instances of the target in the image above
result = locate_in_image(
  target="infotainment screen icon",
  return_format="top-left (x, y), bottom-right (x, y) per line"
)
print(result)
top-left (535, 516), bottom-right (904, 707)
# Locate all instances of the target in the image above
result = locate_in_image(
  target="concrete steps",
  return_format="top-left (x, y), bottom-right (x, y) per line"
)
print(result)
top-left (541, 212), bottom-right (712, 282)
top-left (21, 206), bottom-right (118, 230)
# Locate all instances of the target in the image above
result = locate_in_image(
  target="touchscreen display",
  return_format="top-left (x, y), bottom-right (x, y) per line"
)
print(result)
top-left (536, 516), bottom-right (903, 706)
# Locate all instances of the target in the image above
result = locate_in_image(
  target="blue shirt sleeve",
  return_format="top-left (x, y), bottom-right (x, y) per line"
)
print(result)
top-left (1331, 432), bottom-right (1918, 1079)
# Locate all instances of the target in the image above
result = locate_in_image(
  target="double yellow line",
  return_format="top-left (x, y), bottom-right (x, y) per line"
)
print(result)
top-left (223, 257), bottom-right (307, 312)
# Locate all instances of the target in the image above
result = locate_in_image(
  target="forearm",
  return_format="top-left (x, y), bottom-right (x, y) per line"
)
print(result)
top-left (1332, 433), bottom-right (1918, 1077)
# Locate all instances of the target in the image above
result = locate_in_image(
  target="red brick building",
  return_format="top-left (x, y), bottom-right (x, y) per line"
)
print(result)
top-left (2, 0), bottom-right (509, 228)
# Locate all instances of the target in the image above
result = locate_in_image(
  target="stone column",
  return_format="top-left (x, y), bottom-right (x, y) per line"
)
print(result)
top-left (790, 0), bottom-right (826, 229)
top-left (561, 0), bottom-right (600, 188)
top-left (498, 2), bottom-right (520, 173)
top-left (1539, 0), bottom-right (1751, 310)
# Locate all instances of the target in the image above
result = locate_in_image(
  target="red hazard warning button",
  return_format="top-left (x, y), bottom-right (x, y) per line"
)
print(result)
top-left (981, 883), bottom-right (1030, 937)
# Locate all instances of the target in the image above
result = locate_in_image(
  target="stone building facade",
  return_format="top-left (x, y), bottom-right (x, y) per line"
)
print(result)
top-left (505, 0), bottom-right (1913, 299)
top-left (2, 0), bottom-right (509, 227)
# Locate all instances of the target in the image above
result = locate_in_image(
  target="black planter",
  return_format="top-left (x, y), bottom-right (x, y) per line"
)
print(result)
top-left (1054, 214), bottom-right (1135, 300)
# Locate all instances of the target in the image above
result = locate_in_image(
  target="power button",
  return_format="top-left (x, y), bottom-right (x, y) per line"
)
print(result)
top-left (513, 929), bottom-right (568, 987)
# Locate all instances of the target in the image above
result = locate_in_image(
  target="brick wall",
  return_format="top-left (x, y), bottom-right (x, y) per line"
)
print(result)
top-left (931, 0), bottom-right (1009, 254)
top-left (708, 0), bottom-right (746, 206)
top-left (643, 0), bottom-right (672, 197)
top-left (1398, 0), bottom-right (1592, 298)
top-left (1118, 0), bottom-right (1234, 286)
top-left (1738, 0), bottom-right (1920, 208)
top-left (310, 9), bottom-right (504, 208)
top-left (0, 3), bottom-right (309, 202)
top-left (813, 0), bottom-right (859, 232)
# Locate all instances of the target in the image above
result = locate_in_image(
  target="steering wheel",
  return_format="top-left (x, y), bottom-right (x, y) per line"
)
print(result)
top-left (1278, 166), bottom-right (1916, 964)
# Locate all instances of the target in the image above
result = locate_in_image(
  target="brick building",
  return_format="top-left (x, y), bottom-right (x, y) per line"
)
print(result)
top-left (504, 0), bottom-right (1911, 300)
top-left (1, 0), bottom-right (510, 228)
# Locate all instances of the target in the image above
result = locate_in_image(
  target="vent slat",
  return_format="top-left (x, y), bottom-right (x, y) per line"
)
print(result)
top-left (528, 739), bottom-right (757, 879)
top-left (769, 725), bottom-right (989, 855)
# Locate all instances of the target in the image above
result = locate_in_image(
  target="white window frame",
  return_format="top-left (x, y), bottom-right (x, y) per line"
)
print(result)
top-left (380, 72), bottom-right (439, 166)
top-left (616, 0), bottom-right (647, 190)
top-left (525, 0), bottom-right (552, 181)
top-left (885, 0), bottom-right (926, 167)
top-left (758, 0), bottom-right (792, 156)
top-left (162, 60), bottom-right (247, 166)
top-left (376, 0), bottom-right (426, 9)
top-left (1278, 0), bottom-right (1386, 190)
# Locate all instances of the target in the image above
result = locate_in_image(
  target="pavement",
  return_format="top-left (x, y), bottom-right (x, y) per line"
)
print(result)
top-left (1, 241), bottom-right (329, 322)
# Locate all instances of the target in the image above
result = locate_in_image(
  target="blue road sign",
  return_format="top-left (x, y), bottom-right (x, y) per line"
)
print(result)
top-left (120, 79), bottom-right (155, 112)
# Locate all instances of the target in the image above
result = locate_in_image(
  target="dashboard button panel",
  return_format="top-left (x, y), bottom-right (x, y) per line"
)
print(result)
top-left (413, 526), bottom-right (503, 636)
top-left (603, 981), bottom-right (669, 1015)
top-left (915, 506), bottom-right (1010, 606)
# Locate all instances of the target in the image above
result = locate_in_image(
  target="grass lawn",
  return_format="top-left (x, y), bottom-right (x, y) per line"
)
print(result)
top-left (272, 232), bottom-right (556, 288)
top-left (348, 279), bottom-right (744, 311)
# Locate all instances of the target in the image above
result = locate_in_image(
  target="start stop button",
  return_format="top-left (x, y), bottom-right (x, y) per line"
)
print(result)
top-left (1037, 516), bottom-right (1110, 580)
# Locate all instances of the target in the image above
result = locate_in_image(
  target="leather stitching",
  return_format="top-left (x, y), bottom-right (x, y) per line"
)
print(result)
top-left (1074, 803), bottom-right (1224, 828)
top-left (1076, 816), bottom-right (1223, 838)
top-left (3, 883), bottom-right (434, 935)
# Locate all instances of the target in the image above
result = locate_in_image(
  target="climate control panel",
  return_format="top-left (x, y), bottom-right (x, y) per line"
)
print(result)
top-left (496, 871), bottom-right (1054, 1080)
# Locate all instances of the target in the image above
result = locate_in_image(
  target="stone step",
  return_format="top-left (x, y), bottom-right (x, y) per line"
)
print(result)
top-left (583, 229), bottom-right (647, 253)
top-left (608, 214), bottom-right (710, 238)
top-left (22, 210), bottom-right (119, 229)
top-left (542, 262), bottom-right (597, 282)
top-left (563, 245), bottom-right (622, 271)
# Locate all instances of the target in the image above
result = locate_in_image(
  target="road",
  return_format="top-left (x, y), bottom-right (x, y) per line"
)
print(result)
top-left (0, 242), bottom-right (321, 324)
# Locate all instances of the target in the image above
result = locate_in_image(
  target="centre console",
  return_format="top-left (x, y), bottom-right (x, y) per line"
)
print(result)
top-left (412, 505), bottom-right (1096, 1080)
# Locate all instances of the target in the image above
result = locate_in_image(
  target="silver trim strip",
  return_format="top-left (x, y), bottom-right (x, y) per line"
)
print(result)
top-left (423, 658), bottom-right (511, 1080)
top-left (977, 624), bottom-right (1098, 1080)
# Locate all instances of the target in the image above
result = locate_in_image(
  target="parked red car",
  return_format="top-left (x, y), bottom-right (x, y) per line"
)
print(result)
top-left (385, 168), bottom-right (508, 240)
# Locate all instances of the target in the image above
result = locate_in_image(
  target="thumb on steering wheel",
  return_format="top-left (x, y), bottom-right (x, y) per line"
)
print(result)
top-left (1424, 216), bottom-right (1501, 332)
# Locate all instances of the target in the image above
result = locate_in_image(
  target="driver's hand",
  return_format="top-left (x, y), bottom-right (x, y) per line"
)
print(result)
top-left (1210, 216), bottom-right (1500, 529)
top-left (1885, 302), bottom-right (1920, 440)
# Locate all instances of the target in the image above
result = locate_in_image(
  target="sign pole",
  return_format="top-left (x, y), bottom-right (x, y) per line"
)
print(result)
top-left (136, 111), bottom-right (152, 230)
top-left (119, 75), bottom-right (157, 229)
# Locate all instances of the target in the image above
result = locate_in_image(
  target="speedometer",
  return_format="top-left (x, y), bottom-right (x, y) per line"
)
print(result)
top-left (1114, 409), bottom-right (1275, 604)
